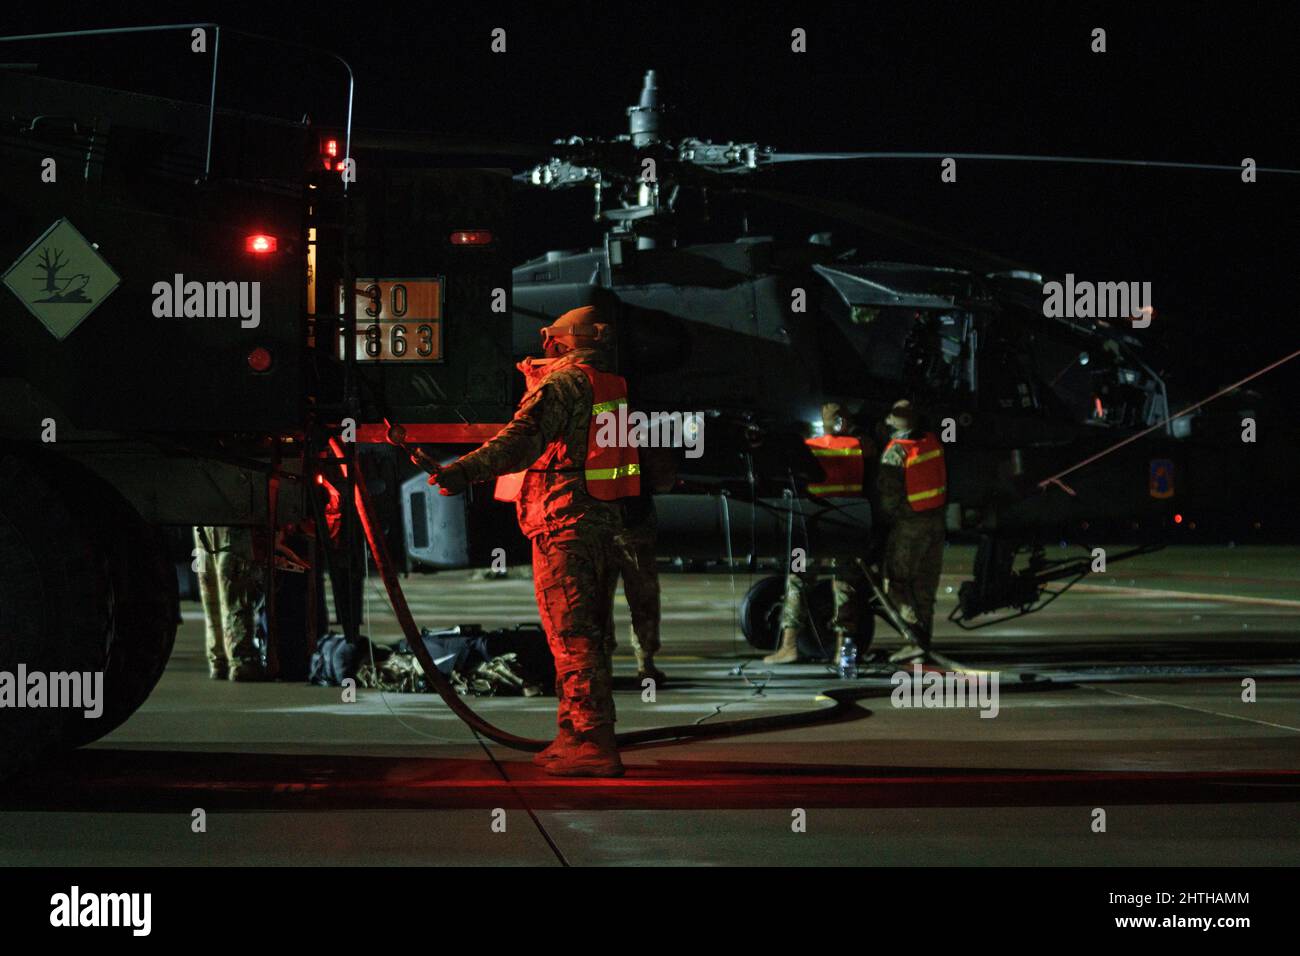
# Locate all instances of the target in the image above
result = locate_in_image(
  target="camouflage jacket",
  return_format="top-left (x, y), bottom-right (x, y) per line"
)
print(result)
top-left (878, 429), bottom-right (912, 523)
top-left (454, 348), bottom-right (623, 538)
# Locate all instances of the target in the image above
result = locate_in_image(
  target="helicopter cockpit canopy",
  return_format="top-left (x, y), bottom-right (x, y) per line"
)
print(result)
top-left (813, 262), bottom-right (980, 400)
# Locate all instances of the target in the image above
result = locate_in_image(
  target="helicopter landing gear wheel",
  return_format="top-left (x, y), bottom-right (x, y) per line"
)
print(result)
top-left (739, 574), bottom-right (786, 652)
top-left (739, 574), bottom-right (875, 661)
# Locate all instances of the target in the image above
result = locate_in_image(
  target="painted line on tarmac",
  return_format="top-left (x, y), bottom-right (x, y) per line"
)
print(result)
top-left (1089, 685), bottom-right (1300, 734)
top-left (1071, 582), bottom-right (1300, 609)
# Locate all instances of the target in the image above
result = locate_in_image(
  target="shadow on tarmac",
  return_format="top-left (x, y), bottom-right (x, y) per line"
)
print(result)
top-left (5, 747), bottom-right (1298, 813)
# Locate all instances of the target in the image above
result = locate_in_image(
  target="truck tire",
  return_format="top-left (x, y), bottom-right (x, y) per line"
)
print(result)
top-left (0, 455), bottom-right (178, 776)
top-left (0, 455), bottom-right (113, 777)
top-left (61, 485), bottom-right (178, 748)
top-left (39, 460), bottom-right (179, 749)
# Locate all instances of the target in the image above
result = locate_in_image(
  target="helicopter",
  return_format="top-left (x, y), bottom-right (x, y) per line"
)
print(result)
top-left (482, 69), bottom-right (1296, 656)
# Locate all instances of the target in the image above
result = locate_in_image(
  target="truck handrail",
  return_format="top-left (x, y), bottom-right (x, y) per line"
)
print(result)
top-left (0, 22), bottom-right (354, 191)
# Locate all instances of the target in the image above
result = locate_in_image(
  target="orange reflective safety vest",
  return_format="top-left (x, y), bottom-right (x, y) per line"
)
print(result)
top-left (494, 360), bottom-right (641, 502)
top-left (883, 432), bottom-right (947, 512)
top-left (805, 434), bottom-right (866, 496)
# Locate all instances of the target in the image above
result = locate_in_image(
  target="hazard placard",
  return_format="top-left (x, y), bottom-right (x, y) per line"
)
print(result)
top-left (337, 278), bottom-right (444, 362)
top-left (2, 218), bottom-right (120, 340)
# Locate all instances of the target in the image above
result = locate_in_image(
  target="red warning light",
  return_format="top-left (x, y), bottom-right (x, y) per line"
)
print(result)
top-left (1173, 513), bottom-right (1184, 524)
top-left (323, 138), bottom-right (339, 158)
top-left (245, 234), bottom-right (278, 254)
top-left (247, 347), bottom-right (273, 373)
top-left (450, 230), bottom-right (493, 246)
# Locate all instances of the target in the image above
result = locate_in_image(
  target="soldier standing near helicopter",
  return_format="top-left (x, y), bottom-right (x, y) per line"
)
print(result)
top-left (764, 403), bottom-right (875, 666)
top-left (877, 400), bottom-right (947, 662)
top-left (608, 445), bottom-right (676, 685)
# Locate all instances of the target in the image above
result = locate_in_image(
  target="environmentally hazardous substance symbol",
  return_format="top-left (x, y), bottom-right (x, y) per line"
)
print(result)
top-left (2, 218), bottom-right (120, 340)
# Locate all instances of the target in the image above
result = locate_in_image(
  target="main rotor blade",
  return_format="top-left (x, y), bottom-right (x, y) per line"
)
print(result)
top-left (768, 151), bottom-right (1300, 175)
top-left (748, 187), bottom-right (1031, 274)
top-left (350, 128), bottom-right (542, 158)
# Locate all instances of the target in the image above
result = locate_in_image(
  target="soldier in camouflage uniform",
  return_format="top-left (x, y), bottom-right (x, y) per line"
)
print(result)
top-left (877, 400), bottom-right (947, 663)
top-left (417, 306), bottom-right (628, 777)
top-left (192, 526), bottom-right (264, 680)
top-left (608, 443), bottom-right (679, 683)
top-left (610, 503), bottom-right (663, 682)
top-left (769, 558), bottom-right (866, 664)
top-left (765, 403), bottom-right (874, 666)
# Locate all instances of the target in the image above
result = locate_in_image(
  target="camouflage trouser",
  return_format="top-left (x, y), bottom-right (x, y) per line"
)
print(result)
top-left (608, 520), bottom-right (661, 658)
top-left (193, 526), bottom-right (260, 670)
top-left (531, 525), bottom-right (618, 733)
top-left (779, 558), bottom-right (865, 641)
top-left (883, 511), bottom-right (945, 646)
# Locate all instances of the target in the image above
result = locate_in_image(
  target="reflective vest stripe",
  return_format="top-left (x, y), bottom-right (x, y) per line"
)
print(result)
top-left (592, 397), bottom-right (626, 416)
top-left (907, 485), bottom-right (946, 503)
top-left (585, 463), bottom-right (641, 482)
top-left (883, 433), bottom-right (947, 512)
top-left (804, 434), bottom-right (865, 497)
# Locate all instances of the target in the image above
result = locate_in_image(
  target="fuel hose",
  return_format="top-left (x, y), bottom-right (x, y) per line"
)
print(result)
top-left (337, 438), bottom-right (868, 753)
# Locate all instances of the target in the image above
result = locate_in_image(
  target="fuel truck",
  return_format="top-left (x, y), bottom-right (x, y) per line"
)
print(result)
top-left (0, 25), bottom-right (516, 773)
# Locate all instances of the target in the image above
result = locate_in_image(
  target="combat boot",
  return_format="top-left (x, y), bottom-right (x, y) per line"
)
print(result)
top-left (532, 727), bottom-right (582, 766)
top-left (887, 642), bottom-right (926, 664)
top-left (763, 627), bottom-right (801, 665)
top-left (636, 651), bottom-right (667, 685)
top-left (542, 724), bottom-right (625, 778)
top-left (228, 659), bottom-right (269, 682)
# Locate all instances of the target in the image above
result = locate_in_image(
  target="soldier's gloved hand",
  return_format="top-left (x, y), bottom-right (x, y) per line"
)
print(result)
top-left (431, 462), bottom-right (469, 496)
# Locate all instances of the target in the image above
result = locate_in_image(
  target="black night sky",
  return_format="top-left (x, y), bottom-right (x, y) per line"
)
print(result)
top-left (7, 0), bottom-right (1299, 404)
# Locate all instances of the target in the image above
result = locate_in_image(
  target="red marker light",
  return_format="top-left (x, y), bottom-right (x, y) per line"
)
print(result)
top-left (450, 230), bottom-right (493, 246)
top-left (245, 234), bottom-right (277, 254)
top-left (323, 138), bottom-right (339, 158)
top-left (1173, 513), bottom-right (1184, 524)
top-left (247, 347), bottom-right (273, 372)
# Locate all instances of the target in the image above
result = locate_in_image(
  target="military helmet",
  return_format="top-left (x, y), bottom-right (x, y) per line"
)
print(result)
top-left (885, 399), bottom-right (915, 432)
top-left (540, 305), bottom-right (611, 350)
top-left (821, 402), bottom-right (850, 435)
